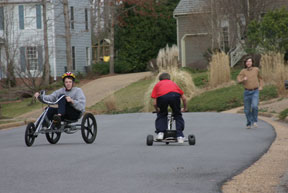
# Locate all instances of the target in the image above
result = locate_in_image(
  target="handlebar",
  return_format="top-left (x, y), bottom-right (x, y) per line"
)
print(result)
top-left (38, 90), bottom-right (66, 105)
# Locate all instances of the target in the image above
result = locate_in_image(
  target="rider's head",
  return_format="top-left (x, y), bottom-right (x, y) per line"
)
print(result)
top-left (62, 72), bottom-right (76, 91)
top-left (159, 72), bottom-right (170, 81)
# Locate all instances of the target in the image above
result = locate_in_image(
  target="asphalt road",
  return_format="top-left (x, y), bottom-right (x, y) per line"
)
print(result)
top-left (0, 113), bottom-right (275, 193)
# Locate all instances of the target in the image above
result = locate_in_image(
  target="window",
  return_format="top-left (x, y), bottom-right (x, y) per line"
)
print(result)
top-left (70, 6), bottom-right (74, 29)
top-left (85, 8), bottom-right (89, 31)
top-left (26, 47), bottom-right (38, 70)
top-left (72, 46), bottom-right (75, 70)
top-left (24, 5), bottom-right (37, 30)
top-left (0, 7), bottom-right (4, 30)
top-left (220, 17), bottom-right (229, 52)
top-left (221, 27), bottom-right (229, 52)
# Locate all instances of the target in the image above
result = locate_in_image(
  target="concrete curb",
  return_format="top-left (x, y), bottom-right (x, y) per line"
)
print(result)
top-left (0, 121), bottom-right (26, 130)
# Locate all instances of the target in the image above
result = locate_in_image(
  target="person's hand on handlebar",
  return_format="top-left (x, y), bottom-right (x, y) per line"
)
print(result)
top-left (181, 108), bottom-right (188, 112)
top-left (66, 96), bottom-right (74, 104)
top-left (34, 92), bottom-right (40, 99)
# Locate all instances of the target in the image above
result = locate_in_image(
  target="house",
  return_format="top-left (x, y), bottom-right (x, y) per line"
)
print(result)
top-left (0, 0), bottom-right (91, 81)
top-left (173, 0), bottom-right (288, 69)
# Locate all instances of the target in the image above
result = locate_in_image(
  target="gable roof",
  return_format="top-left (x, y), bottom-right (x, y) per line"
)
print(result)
top-left (173, 0), bottom-right (211, 16)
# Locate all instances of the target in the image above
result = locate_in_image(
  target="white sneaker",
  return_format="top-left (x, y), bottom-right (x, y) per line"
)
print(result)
top-left (247, 125), bottom-right (251, 129)
top-left (156, 132), bottom-right (164, 140)
top-left (253, 123), bottom-right (258, 128)
top-left (177, 137), bottom-right (184, 144)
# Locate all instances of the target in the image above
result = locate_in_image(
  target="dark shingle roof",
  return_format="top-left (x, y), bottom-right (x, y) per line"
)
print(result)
top-left (173, 0), bottom-right (211, 16)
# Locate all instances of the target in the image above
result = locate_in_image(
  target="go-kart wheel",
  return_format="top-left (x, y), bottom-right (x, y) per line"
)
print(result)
top-left (146, 135), bottom-right (153, 146)
top-left (188, 135), bottom-right (196, 145)
top-left (25, 122), bottom-right (36, 147)
top-left (46, 126), bottom-right (61, 144)
top-left (81, 113), bottom-right (97, 144)
top-left (166, 142), bottom-right (169, 145)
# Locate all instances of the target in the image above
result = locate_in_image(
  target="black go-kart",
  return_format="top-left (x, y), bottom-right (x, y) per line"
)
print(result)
top-left (146, 112), bottom-right (195, 146)
top-left (24, 91), bottom-right (97, 147)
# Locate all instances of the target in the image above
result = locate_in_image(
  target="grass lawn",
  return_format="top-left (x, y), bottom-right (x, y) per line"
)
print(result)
top-left (1, 98), bottom-right (42, 119)
top-left (0, 70), bottom-right (280, 117)
top-left (188, 84), bottom-right (278, 112)
top-left (88, 77), bottom-right (154, 114)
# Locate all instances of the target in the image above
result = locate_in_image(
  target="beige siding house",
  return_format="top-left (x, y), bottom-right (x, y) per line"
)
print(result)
top-left (174, 0), bottom-right (288, 69)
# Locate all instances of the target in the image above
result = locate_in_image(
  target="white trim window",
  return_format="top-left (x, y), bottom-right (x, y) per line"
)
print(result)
top-left (221, 18), bottom-right (229, 52)
top-left (26, 46), bottom-right (38, 70)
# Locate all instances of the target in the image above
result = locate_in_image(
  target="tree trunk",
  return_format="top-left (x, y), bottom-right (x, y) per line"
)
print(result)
top-left (97, 0), bottom-right (101, 63)
top-left (62, 0), bottom-right (73, 72)
top-left (42, 0), bottom-right (50, 85)
top-left (109, 0), bottom-right (115, 74)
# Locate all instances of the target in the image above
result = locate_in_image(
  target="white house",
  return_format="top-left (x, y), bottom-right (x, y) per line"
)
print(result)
top-left (0, 0), bottom-right (91, 80)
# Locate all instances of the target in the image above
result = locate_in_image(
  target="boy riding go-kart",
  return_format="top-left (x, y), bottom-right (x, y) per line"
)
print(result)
top-left (146, 72), bottom-right (195, 146)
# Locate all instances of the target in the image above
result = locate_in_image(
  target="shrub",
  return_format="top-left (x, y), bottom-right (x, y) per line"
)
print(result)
top-left (92, 61), bottom-right (109, 75)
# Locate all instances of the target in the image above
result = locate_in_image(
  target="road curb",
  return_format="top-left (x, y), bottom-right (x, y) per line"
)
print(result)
top-left (0, 121), bottom-right (25, 130)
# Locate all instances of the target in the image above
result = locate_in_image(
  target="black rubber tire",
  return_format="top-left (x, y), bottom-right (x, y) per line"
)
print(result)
top-left (166, 142), bottom-right (169, 145)
top-left (146, 135), bottom-right (153, 146)
top-left (25, 122), bottom-right (36, 147)
top-left (81, 113), bottom-right (97, 144)
top-left (46, 127), bottom-right (61, 144)
top-left (188, 135), bottom-right (196, 145)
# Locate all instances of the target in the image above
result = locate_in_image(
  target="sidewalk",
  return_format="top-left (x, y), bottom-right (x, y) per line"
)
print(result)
top-left (0, 72), bottom-right (152, 129)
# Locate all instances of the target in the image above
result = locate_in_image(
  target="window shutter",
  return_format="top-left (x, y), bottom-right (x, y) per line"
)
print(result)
top-left (36, 5), bottom-right (42, 29)
top-left (37, 46), bottom-right (43, 71)
top-left (20, 47), bottom-right (26, 72)
top-left (19, 5), bottom-right (24, 30)
top-left (0, 7), bottom-right (4, 30)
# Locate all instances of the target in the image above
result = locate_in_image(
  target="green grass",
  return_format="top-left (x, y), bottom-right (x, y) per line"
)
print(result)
top-left (188, 84), bottom-right (278, 112)
top-left (279, 108), bottom-right (288, 120)
top-left (88, 78), bottom-right (154, 114)
top-left (231, 68), bottom-right (242, 80)
top-left (181, 67), bottom-right (208, 88)
top-left (1, 98), bottom-right (42, 118)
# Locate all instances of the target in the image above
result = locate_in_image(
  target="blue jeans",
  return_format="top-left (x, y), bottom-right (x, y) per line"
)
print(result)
top-left (243, 89), bottom-right (259, 126)
top-left (155, 92), bottom-right (184, 137)
top-left (46, 95), bottom-right (81, 121)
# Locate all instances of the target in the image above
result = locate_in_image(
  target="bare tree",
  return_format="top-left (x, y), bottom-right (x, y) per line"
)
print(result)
top-left (42, 0), bottom-right (50, 85)
top-left (1, 5), bottom-right (18, 88)
top-left (109, 0), bottom-right (115, 74)
top-left (96, 0), bottom-right (101, 63)
top-left (62, 0), bottom-right (73, 72)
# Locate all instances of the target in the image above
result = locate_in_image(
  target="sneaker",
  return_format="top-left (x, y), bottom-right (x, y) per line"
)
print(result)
top-left (246, 125), bottom-right (251, 129)
top-left (177, 136), bottom-right (184, 144)
top-left (253, 123), bottom-right (258, 128)
top-left (53, 114), bottom-right (62, 127)
top-left (156, 132), bottom-right (164, 140)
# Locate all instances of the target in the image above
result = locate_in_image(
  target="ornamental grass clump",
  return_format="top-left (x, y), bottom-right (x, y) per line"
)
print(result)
top-left (144, 45), bottom-right (196, 111)
top-left (261, 52), bottom-right (288, 96)
top-left (208, 52), bottom-right (231, 88)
